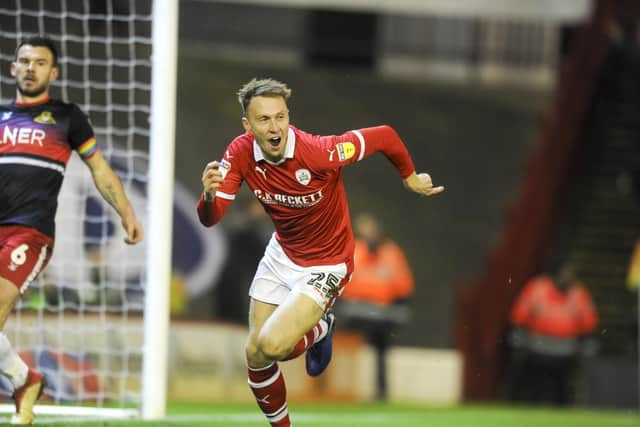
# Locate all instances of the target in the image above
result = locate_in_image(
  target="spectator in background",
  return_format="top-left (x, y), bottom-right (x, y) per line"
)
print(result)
top-left (508, 263), bottom-right (598, 406)
top-left (338, 213), bottom-right (414, 400)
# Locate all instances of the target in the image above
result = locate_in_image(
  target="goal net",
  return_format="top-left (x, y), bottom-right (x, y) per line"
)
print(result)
top-left (0, 0), bottom-right (156, 419)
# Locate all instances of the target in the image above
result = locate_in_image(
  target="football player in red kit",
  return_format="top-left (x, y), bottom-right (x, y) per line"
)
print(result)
top-left (0, 36), bottom-right (143, 424)
top-left (197, 78), bottom-right (443, 426)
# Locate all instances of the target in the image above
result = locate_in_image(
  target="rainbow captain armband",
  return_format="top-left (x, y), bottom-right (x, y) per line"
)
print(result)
top-left (77, 137), bottom-right (99, 159)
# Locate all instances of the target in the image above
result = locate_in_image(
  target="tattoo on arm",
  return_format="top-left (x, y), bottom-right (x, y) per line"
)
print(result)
top-left (90, 157), bottom-right (131, 218)
top-left (103, 183), bottom-right (120, 208)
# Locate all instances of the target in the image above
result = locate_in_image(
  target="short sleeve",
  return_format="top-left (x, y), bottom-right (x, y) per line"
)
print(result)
top-left (68, 104), bottom-right (98, 159)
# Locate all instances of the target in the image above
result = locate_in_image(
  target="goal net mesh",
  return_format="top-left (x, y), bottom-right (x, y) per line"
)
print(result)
top-left (0, 0), bottom-right (152, 410)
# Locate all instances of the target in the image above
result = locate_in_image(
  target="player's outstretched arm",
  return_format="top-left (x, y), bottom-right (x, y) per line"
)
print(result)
top-left (403, 172), bottom-right (445, 197)
top-left (84, 151), bottom-right (144, 244)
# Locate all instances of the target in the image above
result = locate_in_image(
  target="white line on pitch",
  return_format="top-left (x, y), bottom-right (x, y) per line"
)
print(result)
top-left (4, 412), bottom-right (417, 424)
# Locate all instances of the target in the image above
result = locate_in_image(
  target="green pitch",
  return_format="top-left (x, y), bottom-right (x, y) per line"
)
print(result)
top-left (13, 402), bottom-right (640, 427)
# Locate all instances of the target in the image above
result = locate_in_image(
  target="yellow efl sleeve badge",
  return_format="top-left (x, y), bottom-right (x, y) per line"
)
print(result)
top-left (336, 142), bottom-right (355, 161)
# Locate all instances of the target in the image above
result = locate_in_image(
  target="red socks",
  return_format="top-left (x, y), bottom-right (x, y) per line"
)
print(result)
top-left (248, 363), bottom-right (290, 427)
top-left (283, 320), bottom-right (327, 361)
top-left (247, 318), bottom-right (329, 426)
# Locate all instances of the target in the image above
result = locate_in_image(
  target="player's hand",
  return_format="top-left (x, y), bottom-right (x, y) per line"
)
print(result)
top-left (201, 161), bottom-right (225, 201)
top-left (403, 172), bottom-right (445, 197)
top-left (122, 215), bottom-right (143, 244)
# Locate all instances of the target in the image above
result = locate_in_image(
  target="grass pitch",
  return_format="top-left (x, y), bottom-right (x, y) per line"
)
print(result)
top-left (10, 402), bottom-right (639, 427)
top-left (8, 403), bottom-right (640, 427)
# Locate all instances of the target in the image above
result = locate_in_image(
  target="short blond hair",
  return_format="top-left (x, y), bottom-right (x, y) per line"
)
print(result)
top-left (237, 78), bottom-right (292, 114)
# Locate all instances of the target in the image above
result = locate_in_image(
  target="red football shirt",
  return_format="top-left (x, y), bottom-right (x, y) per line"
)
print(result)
top-left (197, 125), bottom-right (415, 267)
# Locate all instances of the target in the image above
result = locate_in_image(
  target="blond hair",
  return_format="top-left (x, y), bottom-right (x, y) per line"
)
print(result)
top-left (237, 78), bottom-right (291, 114)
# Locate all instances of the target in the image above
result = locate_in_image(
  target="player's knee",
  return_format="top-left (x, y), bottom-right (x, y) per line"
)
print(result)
top-left (257, 333), bottom-right (290, 360)
top-left (245, 339), bottom-right (261, 362)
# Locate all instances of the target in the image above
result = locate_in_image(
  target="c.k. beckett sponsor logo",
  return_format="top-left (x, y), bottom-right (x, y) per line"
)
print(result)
top-left (254, 188), bottom-right (323, 208)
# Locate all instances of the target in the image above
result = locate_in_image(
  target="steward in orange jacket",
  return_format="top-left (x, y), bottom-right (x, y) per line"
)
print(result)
top-left (338, 213), bottom-right (414, 400)
top-left (511, 275), bottom-right (598, 339)
top-left (341, 239), bottom-right (414, 306)
top-left (508, 263), bottom-right (598, 405)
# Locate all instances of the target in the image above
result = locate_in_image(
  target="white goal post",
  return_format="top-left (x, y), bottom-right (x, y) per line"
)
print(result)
top-left (0, 0), bottom-right (176, 420)
top-left (143, 0), bottom-right (177, 420)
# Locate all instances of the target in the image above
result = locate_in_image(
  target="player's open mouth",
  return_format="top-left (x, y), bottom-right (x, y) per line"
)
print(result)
top-left (268, 137), bottom-right (281, 147)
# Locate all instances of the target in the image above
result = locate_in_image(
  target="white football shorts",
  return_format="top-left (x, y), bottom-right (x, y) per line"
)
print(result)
top-left (249, 234), bottom-right (351, 310)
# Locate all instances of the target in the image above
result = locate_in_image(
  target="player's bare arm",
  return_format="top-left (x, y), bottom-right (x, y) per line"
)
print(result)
top-left (84, 151), bottom-right (143, 244)
top-left (403, 172), bottom-right (445, 197)
top-left (201, 161), bottom-right (225, 201)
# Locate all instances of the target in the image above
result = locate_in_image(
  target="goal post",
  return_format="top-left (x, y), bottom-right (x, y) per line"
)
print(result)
top-left (0, 0), bottom-right (177, 420)
top-left (142, 0), bottom-right (178, 420)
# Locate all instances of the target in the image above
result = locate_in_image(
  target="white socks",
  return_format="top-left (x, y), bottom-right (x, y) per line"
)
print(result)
top-left (0, 333), bottom-right (28, 388)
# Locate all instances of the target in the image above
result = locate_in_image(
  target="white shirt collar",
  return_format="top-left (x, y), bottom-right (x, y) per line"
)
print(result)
top-left (253, 127), bottom-right (296, 165)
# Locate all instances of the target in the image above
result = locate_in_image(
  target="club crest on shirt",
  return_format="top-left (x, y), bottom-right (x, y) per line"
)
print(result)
top-left (336, 142), bottom-right (355, 162)
top-left (1, 112), bottom-right (12, 121)
top-left (33, 111), bottom-right (56, 125)
top-left (295, 168), bottom-right (311, 185)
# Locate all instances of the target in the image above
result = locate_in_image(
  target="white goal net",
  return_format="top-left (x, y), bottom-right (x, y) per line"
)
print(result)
top-left (0, 0), bottom-right (156, 418)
